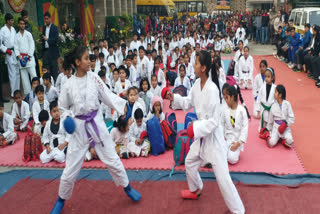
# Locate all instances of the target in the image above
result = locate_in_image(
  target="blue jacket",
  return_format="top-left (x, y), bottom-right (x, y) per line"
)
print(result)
top-left (289, 33), bottom-right (302, 50)
top-left (301, 30), bottom-right (312, 49)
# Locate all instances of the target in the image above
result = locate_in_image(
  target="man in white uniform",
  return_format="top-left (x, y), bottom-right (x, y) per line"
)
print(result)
top-left (14, 18), bottom-right (37, 95)
top-left (0, 13), bottom-right (20, 97)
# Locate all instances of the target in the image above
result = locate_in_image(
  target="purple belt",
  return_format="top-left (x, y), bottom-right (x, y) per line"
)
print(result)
top-left (76, 110), bottom-right (103, 147)
top-left (275, 120), bottom-right (284, 125)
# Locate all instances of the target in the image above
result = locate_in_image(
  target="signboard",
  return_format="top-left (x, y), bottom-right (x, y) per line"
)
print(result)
top-left (8, 0), bottom-right (26, 12)
top-left (216, 0), bottom-right (230, 10)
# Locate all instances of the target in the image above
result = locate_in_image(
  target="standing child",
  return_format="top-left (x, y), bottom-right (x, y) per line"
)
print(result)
top-left (174, 64), bottom-right (191, 94)
top-left (137, 46), bottom-right (149, 78)
top-left (253, 60), bottom-right (267, 118)
top-left (127, 109), bottom-right (150, 157)
top-left (32, 85), bottom-right (50, 135)
top-left (50, 46), bottom-right (140, 214)
top-left (257, 67), bottom-right (276, 138)
top-left (238, 46), bottom-right (254, 89)
top-left (0, 102), bottom-right (17, 146)
top-left (43, 73), bottom-right (59, 103)
top-left (11, 90), bottom-right (30, 132)
top-left (114, 66), bottom-right (132, 97)
top-left (162, 50), bottom-right (244, 214)
top-left (147, 96), bottom-right (165, 122)
top-left (40, 101), bottom-right (69, 164)
top-left (265, 85), bottom-right (295, 148)
top-left (221, 84), bottom-right (249, 164)
top-left (149, 75), bottom-right (162, 98)
top-left (111, 116), bottom-right (130, 159)
top-left (139, 77), bottom-right (153, 114)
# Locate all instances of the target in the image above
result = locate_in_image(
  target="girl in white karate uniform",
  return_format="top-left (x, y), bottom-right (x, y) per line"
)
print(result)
top-left (124, 87), bottom-right (145, 123)
top-left (253, 60), bottom-right (267, 118)
top-left (152, 57), bottom-right (166, 88)
top-left (50, 46), bottom-right (141, 214)
top-left (127, 108), bottom-right (150, 157)
top-left (174, 64), bottom-right (191, 94)
top-left (238, 46), bottom-right (254, 89)
top-left (266, 85), bottom-right (295, 148)
top-left (221, 84), bottom-right (249, 165)
top-left (40, 101), bottom-right (69, 164)
top-left (150, 75), bottom-right (162, 98)
top-left (233, 41), bottom-right (244, 82)
top-left (257, 68), bottom-right (277, 139)
top-left (162, 50), bottom-right (245, 214)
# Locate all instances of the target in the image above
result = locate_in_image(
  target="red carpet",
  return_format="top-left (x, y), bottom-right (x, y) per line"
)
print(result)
top-left (253, 55), bottom-right (320, 174)
top-left (0, 178), bottom-right (320, 214)
top-left (0, 55), bottom-right (309, 174)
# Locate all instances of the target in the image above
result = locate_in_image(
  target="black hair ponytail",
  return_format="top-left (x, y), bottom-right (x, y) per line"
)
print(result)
top-left (113, 116), bottom-right (128, 132)
top-left (64, 46), bottom-right (89, 69)
top-left (198, 50), bottom-right (222, 103)
top-left (235, 85), bottom-right (251, 119)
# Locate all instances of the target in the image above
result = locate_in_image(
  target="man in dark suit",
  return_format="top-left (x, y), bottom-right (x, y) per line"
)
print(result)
top-left (42, 12), bottom-right (59, 81)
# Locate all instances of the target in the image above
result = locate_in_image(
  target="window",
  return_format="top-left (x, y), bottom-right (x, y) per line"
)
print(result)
top-left (176, 2), bottom-right (187, 12)
top-left (309, 11), bottom-right (320, 27)
top-left (197, 2), bottom-right (203, 12)
top-left (302, 12), bottom-right (307, 25)
top-left (188, 2), bottom-right (197, 12)
top-left (295, 12), bottom-right (302, 26)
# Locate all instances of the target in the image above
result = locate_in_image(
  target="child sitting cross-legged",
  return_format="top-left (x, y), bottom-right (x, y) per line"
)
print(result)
top-left (127, 109), bottom-right (150, 157)
top-left (111, 116), bottom-right (130, 159)
top-left (11, 90), bottom-right (30, 132)
top-left (40, 101), bottom-right (69, 164)
top-left (0, 102), bottom-right (17, 146)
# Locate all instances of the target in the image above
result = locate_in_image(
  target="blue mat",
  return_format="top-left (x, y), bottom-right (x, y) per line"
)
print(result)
top-left (1, 169), bottom-right (320, 197)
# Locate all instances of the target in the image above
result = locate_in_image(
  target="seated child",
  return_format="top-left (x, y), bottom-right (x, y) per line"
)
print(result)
top-left (151, 57), bottom-right (166, 88)
top-left (139, 77), bottom-right (153, 114)
top-left (40, 66), bottom-right (55, 89)
top-left (127, 109), bottom-right (150, 157)
top-left (25, 77), bottom-right (40, 111)
top-left (149, 75), bottom-right (162, 98)
top-left (11, 90), bottom-right (30, 132)
top-left (0, 102), bottom-right (17, 146)
top-left (89, 54), bottom-right (100, 73)
top-left (32, 85), bottom-right (50, 135)
top-left (174, 64), bottom-right (191, 94)
top-left (98, 69), bottom-right (111, 88)
top-left (124, 87), bottom-right (145, 123)
top-left (59, 65), bottom-right (73, 92)
top-left (133, 87), bottom-right (147, 116)
top-left (221, 84), bottom-right (249, 164)
top-left (146, 96), bottom-right (165, 122)
top-left (110, 68), bottom-right (119, 92)
top-left (114, 66), bottom-right (132, 97)
top-left (265, 85), bottom-right (295, 148)
top-left (43, 73), bottom-right (59, 103)
top-left (111, 116), bottom-right (130, 159)
top-left (40, 101), bottom-right (69, 163)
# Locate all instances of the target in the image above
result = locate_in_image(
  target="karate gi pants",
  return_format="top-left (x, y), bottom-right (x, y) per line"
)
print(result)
top-left (7, 63), bottom-right (20, 97)
top-left (40, 147), bottom-right (66, 164)
top-left (268, 123), bottom-right (293, 147)
top-left (20, 66), bottom-right (37, 95)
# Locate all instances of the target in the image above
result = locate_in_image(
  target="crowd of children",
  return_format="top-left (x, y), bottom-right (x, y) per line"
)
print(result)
top-left (0, 21), bottom-right (298, 214)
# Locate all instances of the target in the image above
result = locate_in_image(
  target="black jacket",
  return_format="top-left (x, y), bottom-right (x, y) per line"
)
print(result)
top-left (312, 37), bottom-right (320, 56)
top-left (42, 24), bottom-right (60, 59)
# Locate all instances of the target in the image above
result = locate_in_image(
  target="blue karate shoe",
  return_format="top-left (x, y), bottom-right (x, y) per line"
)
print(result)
top-left (64, 117), bottom-right (76, 134)
top-left (124, 184), bottom-right (141, 202)
top-left (50, 197), bottom-right (65, 214)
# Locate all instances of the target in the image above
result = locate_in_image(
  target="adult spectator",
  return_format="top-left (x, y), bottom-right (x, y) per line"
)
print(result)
top-left (254, 11), bottom-right (262, 44)
top-left (295, 24), bottom-right (312, 71)
top-left (269, 6), bottom-right (277, 44)
top-left (42, 12), bottom-right (59, 81)
top-left (21, 10), bottom-right (32, 34)
top-left (261, 10), bottom-right (270, 45)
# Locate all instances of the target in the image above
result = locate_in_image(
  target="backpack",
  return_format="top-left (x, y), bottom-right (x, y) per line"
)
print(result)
top-left (184, 112), bottom-right (198, 130)
top-left (226, 75), bottom-right (237, 86)
top-left (23, 133), bottom-right (43, 162)
top-left (166, 71), bottom-right (177, 86)
top-left (160, 120), bottom-right (177, 149)
top-left (165, 112), bottom-right (177, 132)
top-left (147, 115), bottom-right (165, 156)
top-left (173, 85), bottom-right (187, 97)
top-left (170, 130), bottom-right (193, 176)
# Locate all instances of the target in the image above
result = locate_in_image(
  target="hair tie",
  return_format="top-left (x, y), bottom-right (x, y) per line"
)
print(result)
top-left (266, 67), bottom-right (274, 76)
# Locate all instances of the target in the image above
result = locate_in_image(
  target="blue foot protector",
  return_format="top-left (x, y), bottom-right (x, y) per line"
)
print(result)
top-left (50, 197), bottom-right (65, 214)
top-left (124, 184), bottom-right (141, 202)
